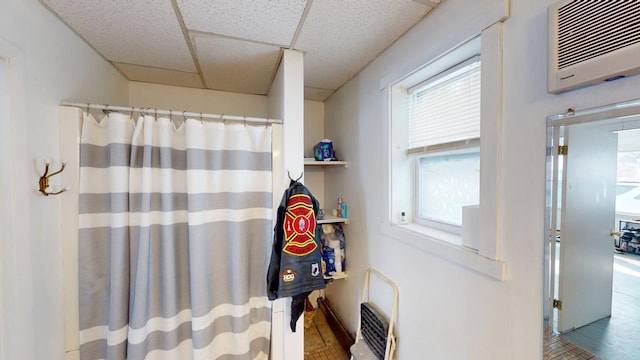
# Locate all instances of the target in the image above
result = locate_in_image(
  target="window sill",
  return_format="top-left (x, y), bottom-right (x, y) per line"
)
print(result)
top-left (380, 222), bottom-right (507, 281)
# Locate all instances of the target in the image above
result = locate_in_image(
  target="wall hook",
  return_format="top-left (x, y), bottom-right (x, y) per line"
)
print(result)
top-left (288, 170), bottom-right (303, 182)
top-left (38, 161), bottom-right (69, 196)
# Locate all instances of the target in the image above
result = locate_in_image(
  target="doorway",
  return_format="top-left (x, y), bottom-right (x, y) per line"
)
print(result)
top-left (545, 99), bottom-right (640, 360)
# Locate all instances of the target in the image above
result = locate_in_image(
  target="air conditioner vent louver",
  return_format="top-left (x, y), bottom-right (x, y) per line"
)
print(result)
top-left (548, 0), bottom-right (640, 93)
top-left (557, 1), bottom-right (640, 69)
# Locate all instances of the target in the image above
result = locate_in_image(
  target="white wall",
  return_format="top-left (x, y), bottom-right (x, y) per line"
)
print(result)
top-left (322, 0), bottom-right (640, 359)
top-left (129, 81), bottom-right (270, 118)
top-left (304, 101), bottom-right (325, 158)
top-left (267, 49), bottom-right (306, 360)
top-left (0, 1), bottom-right (129, 359)
top-left (303, 101), bottom-right (326, 207)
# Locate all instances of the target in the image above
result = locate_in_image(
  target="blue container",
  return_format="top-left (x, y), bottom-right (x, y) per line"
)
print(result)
top-left (313, 139), bottom-right (335, 161)
top-left (322, 247), bottom-right (337, 275)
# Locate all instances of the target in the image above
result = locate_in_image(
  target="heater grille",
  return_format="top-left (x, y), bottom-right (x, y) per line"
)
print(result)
top-left (557, 0), bottom-right (640, 70)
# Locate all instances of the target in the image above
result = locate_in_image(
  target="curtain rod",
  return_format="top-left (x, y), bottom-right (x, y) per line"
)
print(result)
top-left (60, 101), bottom-right (283, 125)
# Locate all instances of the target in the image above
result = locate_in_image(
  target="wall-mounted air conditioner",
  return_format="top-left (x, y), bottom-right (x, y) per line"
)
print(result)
top-left (548, 0), bottom-right (640, 94)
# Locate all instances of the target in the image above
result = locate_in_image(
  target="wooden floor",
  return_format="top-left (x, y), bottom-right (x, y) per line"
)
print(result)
top-left (304, 308), bottom-right (349, 360)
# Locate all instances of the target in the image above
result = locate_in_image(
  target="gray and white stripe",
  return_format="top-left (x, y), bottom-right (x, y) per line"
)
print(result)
top-left (79, 113), bottom-right (272, 360)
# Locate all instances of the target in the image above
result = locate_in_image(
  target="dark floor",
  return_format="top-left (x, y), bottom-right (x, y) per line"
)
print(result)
top-left (304, 307), bottom-right (349, 360)
top-left (559, 253), bottom-right (640, 360)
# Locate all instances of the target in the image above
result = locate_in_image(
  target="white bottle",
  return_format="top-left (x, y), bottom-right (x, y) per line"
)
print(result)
top-left (329, 239), bottom-right (342, 274)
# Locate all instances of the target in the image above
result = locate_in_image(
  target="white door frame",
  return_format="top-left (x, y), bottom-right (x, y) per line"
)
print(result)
top-left (546, 99), bottom-right (640, 328)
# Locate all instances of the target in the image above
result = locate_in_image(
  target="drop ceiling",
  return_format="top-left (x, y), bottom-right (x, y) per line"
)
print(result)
top-left (41, 0), bottom-right (443, 101)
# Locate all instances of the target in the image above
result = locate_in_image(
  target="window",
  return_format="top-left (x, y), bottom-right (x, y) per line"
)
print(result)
top-left (409, 58), bottom-right (481, 230)
top-left (390, 36), bottom-right (481, 236)
top-left (381, 14), bottom-right (505, 280)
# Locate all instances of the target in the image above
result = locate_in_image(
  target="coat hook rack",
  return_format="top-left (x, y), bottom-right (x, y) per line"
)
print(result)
top-left (287, 170), bottom-right (303, 182)
top-left (38, 160), bottom-right (70, 196)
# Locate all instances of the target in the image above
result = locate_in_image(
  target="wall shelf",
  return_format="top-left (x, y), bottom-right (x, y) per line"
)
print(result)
top-left (318, 214), bottom-right (348, 224)
top-left (324, 272), bottom-right (348, 280)
top-left (305, 156), bottom-right (349, 281)
top-left (304, 158), bottom-right (349, 167)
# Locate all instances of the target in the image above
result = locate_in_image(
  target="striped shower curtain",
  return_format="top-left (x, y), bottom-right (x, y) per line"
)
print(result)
top-left (78, 112), bottom-right (272, 359)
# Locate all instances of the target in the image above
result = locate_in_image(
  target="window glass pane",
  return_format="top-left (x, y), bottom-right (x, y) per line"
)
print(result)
top-left (617, 151), bottom-right (640, 215)
top-left (418, 151), bottom-right (480, 225)
top-left (617, 184), bottom-right (635, 195)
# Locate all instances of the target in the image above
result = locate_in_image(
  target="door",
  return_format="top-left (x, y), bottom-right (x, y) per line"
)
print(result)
top-left (556, 124), bottom-right (618, 333)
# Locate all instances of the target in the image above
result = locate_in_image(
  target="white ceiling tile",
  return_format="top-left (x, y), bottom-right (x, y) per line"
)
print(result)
top-left (41, 0), bottom-right (442, 100)
top-left (305, 87), bottom-right (335, 102)
top-left (114, 63), bottom-right (203, 89)
top-left (179, 0), bottom-right (306, 46)
top-left (195, 35), bottom-right (281, 95)
top-left (295, 0), bottom-right (430, 90)
top-left (42, 0), bottom-right (195, 72)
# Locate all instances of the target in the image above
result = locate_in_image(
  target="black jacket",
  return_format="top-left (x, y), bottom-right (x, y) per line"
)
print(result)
top-left (267, 180), bottom-right (326, 331)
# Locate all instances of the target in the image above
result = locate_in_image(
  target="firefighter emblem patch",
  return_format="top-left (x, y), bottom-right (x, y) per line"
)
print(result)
top-left (282, 194), bottom-right (318, 256)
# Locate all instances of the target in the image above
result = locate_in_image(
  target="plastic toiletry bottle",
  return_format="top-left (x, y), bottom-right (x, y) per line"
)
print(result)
top-left (340, 199), bottom-right (347, 218)
top-left (336, 197), bottom-right (343, 218)
top-left (329, 239), bottom-right (342, 274)
top-left (339, 236), bottom-right (345, 272)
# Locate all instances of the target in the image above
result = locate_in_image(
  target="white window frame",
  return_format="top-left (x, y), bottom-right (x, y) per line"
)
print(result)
top-left (380, 22), bottom-right (506, 280)
top-left (407, 55), bottom-right (482, 232)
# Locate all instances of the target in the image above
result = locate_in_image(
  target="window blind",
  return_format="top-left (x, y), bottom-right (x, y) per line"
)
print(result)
top-left (408, 58), bottom-right (481, 153)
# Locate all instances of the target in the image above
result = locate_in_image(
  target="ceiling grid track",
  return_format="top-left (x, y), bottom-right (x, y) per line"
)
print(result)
top-left (170, 0), bottom-right (207, 89)
top-left (189, 30), bottom-right (285, 48)
top-left (289, 0), bottom-right (313, 50)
